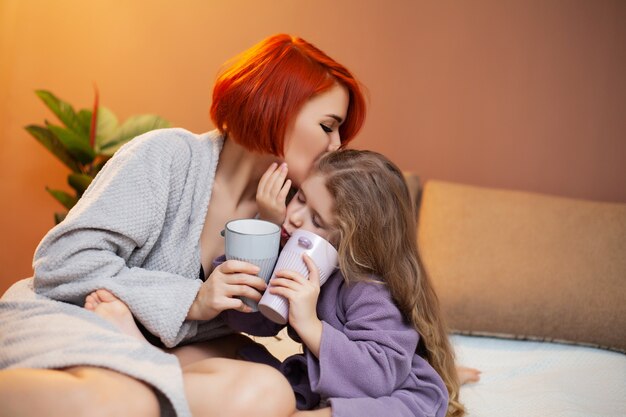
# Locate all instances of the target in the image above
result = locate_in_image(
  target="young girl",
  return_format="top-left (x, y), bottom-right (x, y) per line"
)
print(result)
top-left (223, 149), bottom-right (466, 417)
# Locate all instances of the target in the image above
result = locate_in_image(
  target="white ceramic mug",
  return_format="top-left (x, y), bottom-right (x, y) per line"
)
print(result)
top-left (224, 219), bottom-right (281, 311)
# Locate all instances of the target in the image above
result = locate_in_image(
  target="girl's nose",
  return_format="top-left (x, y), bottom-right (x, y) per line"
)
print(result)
top-left (288, 209), bottom-right (304, 227)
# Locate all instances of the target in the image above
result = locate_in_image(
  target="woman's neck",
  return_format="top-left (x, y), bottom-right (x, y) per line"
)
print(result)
top-left (214, 135), bottom-right (279, 208)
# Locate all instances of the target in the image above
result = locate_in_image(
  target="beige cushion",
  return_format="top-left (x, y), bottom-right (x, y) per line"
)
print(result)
top-left (417, 180), bottom-right (626, 352)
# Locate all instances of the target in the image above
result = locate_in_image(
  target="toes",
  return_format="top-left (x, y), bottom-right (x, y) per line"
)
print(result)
top-left (84, 293), bottom-right (98, 310)
top-left (95, 289), bottom-right (118, 303)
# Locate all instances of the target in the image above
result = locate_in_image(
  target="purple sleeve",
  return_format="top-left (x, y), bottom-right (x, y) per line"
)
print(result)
top-left (329, 386), bottom-right (447, 417)
top-left (328, 353), bottom-right (449, 417)
top-left (306, 282), bottom-right (419, 398)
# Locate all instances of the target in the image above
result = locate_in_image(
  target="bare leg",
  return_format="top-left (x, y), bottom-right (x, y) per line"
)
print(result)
top-left (183, 357), bottom-right (296, 417)
top-left (0, 290), bottom-right (162, 417)
top-left (457, 365), bottom-right (481, 384)
top-left (0, 366), bottom-right (159, 417)
top-left (86, 289), bottom-right (296, 417)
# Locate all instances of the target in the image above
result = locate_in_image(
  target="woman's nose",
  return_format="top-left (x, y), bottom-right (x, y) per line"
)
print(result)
top-left (327, 132), bottom-right (341, 152)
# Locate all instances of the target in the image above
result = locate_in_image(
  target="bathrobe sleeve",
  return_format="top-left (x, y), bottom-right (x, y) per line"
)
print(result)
top-left (32, 130), bottom-right (204, 347)
top-left (307, 281), bottom-right (419, 398)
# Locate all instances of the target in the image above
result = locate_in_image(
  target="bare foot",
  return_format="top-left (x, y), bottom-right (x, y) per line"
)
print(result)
top-left (85, 289), bottom-right (147, 342)
top-left (457, 365), bottom-right (481, 385)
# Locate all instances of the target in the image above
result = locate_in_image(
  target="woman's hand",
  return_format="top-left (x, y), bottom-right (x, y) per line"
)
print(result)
top-left (256, 162), bottom-right (291, 225)
top-left (268, 254), bottom-right (323, 356)
top-left (187, 260), bottom-right (267, 321)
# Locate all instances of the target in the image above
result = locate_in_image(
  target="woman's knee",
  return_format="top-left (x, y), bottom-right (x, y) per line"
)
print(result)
top-left (233, 363), bottom-right (296, 417)
top-left (184, 359), bottom-right (295, 417)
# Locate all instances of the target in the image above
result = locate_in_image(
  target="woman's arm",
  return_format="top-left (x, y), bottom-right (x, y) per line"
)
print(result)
top-left (33, 130), bottom-right (203, 347)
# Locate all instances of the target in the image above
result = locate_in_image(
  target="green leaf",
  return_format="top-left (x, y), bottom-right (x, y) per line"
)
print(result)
top-left (93, 107), bottom-right (118, 153)
top-left (25, 125), bottom-right (81, 172)
top-left (99, 114), bottom-right (170, 156)
top-left (47, 124), bottom-right (96, 165)
top-left (54, 211), bottom-right (67, 225)
top-left (46, 187), bottom-right (78, 210)
top-left (68, 173), bottom-right (93, 196)
top-left (35, 90), bottom-right (89, 138)
top-left (76, 109), bottom-right (93, 134)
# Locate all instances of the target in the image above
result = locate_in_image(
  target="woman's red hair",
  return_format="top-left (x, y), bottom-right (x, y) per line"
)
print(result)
top-left (210, 34), bottom-right (366, 156)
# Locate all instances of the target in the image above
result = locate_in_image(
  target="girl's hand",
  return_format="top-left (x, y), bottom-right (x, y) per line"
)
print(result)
top-left (256, 162), bottom-right (291, 225)
top-left (187, 260), bottom-right (267, 321)
top-left (269, 254), bottom-right (323, 356)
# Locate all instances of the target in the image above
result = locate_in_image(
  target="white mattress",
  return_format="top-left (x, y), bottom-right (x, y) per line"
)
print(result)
top-left (452, 335), bottom-right (626, 417)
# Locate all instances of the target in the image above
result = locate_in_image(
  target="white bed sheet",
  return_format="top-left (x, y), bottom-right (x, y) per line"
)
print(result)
top-left (452, 335), bottom-right (626, 417)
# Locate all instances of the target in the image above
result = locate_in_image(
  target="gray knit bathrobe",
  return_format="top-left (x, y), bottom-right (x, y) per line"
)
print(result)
top-left (0, 129), bottom-right (232, 417)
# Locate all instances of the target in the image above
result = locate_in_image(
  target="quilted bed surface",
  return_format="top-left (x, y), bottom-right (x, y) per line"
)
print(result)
top-left (453, 335), bottom-right (626, 417)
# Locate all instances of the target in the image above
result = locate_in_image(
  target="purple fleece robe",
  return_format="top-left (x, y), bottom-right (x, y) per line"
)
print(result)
top-left (218, 255), bottom-right (449, 417)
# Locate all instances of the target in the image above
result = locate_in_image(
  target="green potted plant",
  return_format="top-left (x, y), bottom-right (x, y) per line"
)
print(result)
top-left (26, 89), bottom-right (170, 223)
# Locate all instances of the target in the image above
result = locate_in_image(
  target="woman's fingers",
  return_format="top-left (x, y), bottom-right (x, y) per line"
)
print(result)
top-left (224, 272), bottom-right (267, 292)
top-left (277, 179), bottom-right (292, 202)
top-left (257, 162), bottom-right (278, 196)
top-left (258, 162), bottom-right (288, 200)
top-left (214, 294), bottom-right (254, 313)
top-left (227, 283), bottom-right (265, 301)
top-left (215, 260), bottom-right (267, 294)
top-left (269, 163), bottom-right (288, 197)
top-left (219, 259), bottom-right (261, 275)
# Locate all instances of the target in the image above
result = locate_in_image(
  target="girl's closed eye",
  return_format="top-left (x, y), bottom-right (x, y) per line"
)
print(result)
top-left (312, 215), bottom-right (322, 229)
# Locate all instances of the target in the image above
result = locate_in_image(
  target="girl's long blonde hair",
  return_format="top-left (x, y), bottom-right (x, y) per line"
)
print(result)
top-left (315, 150), bottom-right (464, 417)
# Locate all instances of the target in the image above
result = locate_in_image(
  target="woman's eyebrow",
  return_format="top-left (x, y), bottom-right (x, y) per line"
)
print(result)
top-left (326, 114), bottom-right (343, 124)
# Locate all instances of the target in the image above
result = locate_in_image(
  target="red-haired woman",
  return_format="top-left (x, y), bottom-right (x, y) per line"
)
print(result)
top-left (0, 34), bottom-right (366, 417)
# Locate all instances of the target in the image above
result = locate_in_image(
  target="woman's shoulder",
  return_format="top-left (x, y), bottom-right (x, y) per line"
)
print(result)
top-left (120, 128), bottom-right (223, 157)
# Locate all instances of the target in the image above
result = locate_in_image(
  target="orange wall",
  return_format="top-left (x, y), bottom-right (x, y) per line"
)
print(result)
top-left (1, 0), bottom-right (625, 293)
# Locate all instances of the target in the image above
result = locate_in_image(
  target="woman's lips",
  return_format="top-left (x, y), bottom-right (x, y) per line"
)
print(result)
top-left (281, 227), bottom-right (290, 241)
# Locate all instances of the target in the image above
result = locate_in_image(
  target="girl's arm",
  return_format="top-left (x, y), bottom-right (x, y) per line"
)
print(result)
top-left (306, 281), bottom-right (420, 399)
top-left (267, 254), bottom-right (323, 355)
top-left (322, 352), bottom-right (449, 417)
top-left (326, 384), bottom-right (448, 417)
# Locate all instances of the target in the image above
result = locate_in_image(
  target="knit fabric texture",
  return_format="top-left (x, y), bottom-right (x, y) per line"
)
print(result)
top-left (0, 128), bottom-right (234, 417)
